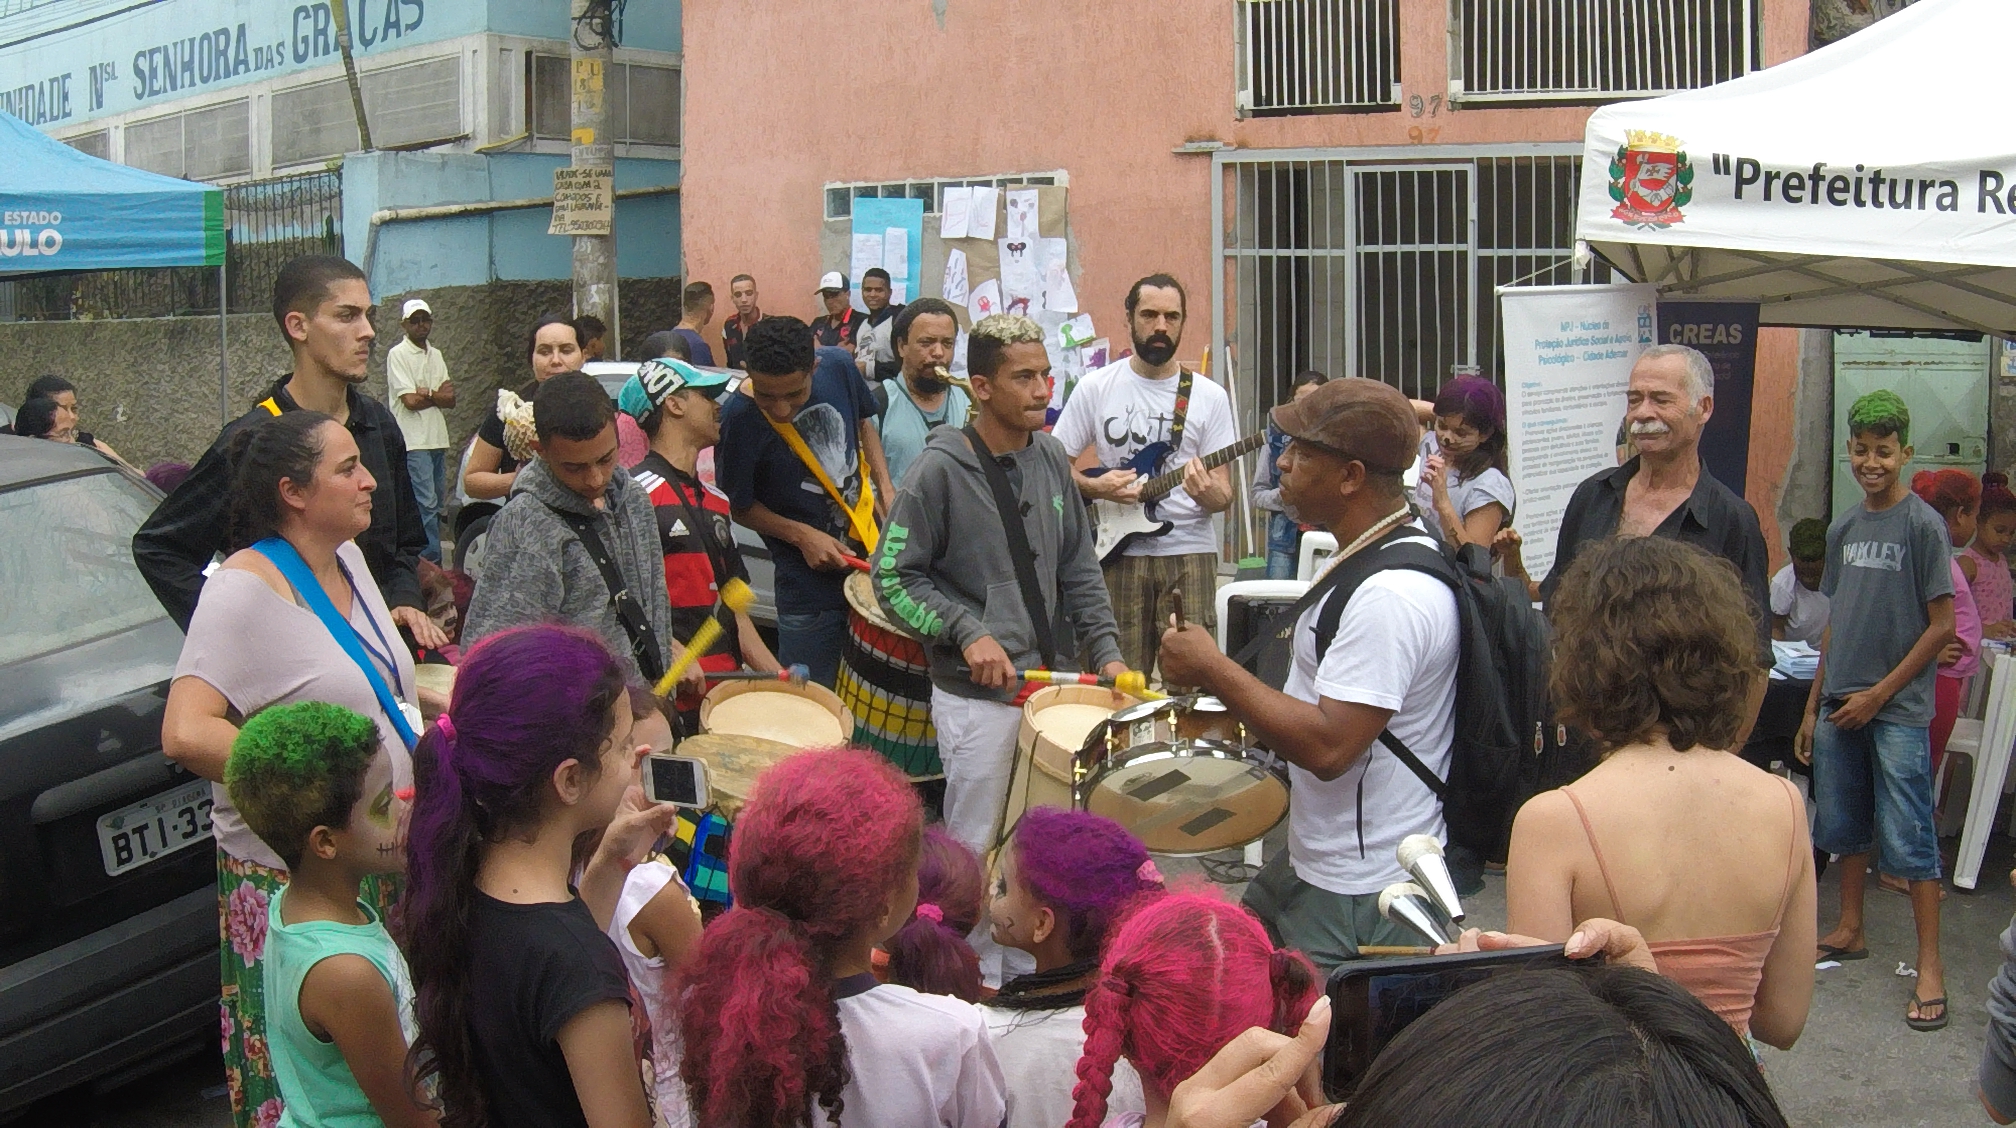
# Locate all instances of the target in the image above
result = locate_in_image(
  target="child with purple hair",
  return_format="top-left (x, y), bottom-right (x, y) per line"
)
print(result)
top-left (981, 807), bottom-right (1165, 1128)
top-left (1413, 375), bottom-right (1515, 549)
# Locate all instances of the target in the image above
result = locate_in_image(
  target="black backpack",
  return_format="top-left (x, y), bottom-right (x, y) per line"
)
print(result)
top-left (1289, 527), bottom-right (1557, 863)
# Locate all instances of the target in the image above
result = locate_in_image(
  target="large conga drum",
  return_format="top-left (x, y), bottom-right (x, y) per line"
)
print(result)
top-left (996, 685), bottom-right (1137, 848)
top-left (836, 571), bottom-right (941, 779)
top-left (699, 679), bottom-right (853, 748)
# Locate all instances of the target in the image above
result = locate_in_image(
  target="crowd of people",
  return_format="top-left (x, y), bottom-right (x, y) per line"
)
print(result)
top-left (9, 247), bottom-right (2007, 1125)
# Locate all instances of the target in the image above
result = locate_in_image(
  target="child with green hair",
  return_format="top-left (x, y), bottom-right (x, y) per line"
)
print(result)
top-left (1796, 388), bottom-right (1956, 1031)
top-left (1771, 517), bottom-right (1832, 648)
top-left (226, 702), bottom-right (435, 1126)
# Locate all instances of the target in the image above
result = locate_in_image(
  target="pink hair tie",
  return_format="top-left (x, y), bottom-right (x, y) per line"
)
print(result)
top-left (1136, 859), bottom-right (1164, 886)
top-left (435, 714), bottom-right (457, 746)
top-left (914, 902), bottom-right (944, 924)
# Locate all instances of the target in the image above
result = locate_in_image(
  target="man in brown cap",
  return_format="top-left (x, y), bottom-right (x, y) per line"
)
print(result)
top-left (1159, 377), bottom-right (1461, 967)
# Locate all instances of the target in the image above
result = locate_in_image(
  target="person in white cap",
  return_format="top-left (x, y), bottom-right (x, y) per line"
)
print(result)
top-left (811, 271), bottom-right (865, 349)
top-left (385, 297), bottom-right (455, 563)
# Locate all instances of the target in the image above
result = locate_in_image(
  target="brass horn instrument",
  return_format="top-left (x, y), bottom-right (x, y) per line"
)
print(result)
top-left (933, 365), bottom-right (980, 424)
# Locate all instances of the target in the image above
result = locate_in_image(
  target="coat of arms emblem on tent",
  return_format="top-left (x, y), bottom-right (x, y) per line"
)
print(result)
top-left (1609, 130), bottom-right (1693, 228)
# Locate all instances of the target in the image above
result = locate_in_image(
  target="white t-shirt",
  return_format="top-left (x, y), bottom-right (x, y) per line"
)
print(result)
top-left (1053, 358), bottom-right (1237, 556)
top-left (1412, 433), bottom-right (1515, 532)
top-left (1284, 535), bottom-right (1460, 895)
top-left (834, 980), bottom-right (1008, 1128)
top-left (1769, 563), bottom-right (1831, 650)
top-left (605, 860), bottom-right (697, 1128)
top-left (983, 1004), bottom-right (1144, 1128)
top-left (385, 337), bottom-right (452, 451)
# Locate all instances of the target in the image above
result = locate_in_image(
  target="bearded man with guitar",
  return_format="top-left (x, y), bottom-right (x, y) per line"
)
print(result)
top-left (1054, 274), bottom-right (1241, 675)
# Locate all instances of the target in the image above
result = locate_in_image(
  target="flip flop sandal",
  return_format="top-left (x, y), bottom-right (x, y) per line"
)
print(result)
top-left (1817, 943), bottom-right (1869, 961)
top-left (1907, 994), bottom-right (1948, 1032)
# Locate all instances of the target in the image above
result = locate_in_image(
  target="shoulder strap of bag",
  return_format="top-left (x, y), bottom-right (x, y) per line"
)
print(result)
top-left (963, 426), bottom-right (1059, 668)
top-left (250, 537), bottom-right (418, 751)
top-left (766, 416), bottom-right (880, 554)
top-left (543, 503), bottom-right (667, 683)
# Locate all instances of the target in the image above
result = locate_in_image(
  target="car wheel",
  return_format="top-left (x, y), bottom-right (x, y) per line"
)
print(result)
top-left (453, 512), bottom-right (494, 580)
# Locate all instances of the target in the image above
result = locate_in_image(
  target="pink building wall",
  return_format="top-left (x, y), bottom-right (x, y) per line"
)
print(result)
top-left (682, 0), bottom-right (1809, 364)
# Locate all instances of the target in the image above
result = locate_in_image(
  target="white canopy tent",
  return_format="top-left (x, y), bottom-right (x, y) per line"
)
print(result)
top-left (1575, 0), bottom-right (2016, 336)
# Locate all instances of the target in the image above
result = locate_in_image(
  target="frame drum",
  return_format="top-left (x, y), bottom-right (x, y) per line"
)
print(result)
top-left (677, 733), bottom-right (802, 822)
top-left (699, 679), bottom-right (854, 749)
top-left (997, 685), bottom-right (1136, 847)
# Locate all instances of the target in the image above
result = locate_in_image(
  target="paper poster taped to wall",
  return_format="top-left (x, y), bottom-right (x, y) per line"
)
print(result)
top-left (1005, 188), bottom-right (1039, 242)
top-left (940, 186), bottom-right (972, 239)
top-left (849, 233), bottom-right (883, 310)
top-left (943, 248), bottom-right (970, 307)
top-left (998, 238), bottom-right (1043, 316)
top-left (968, 187), bottom-right (999, 240)
top-left (968, 278), bottom-right (1003, 322)
top-left (883, 227), bottom-right (909, 284)
top-left (1037, 237), bottom-right (1076, 313)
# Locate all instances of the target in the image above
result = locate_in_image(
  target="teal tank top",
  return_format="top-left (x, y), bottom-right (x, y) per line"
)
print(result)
top-left (264, 886), bottom-right (416, 1128)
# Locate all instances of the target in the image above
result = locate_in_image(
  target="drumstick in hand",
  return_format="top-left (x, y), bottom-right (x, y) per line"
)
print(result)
top-left (705, 665), bottom-right (810, 687)
top-left (957, 666), bottom-right (1164, 700)
top-left (653, 578), bottom-right (756, 698)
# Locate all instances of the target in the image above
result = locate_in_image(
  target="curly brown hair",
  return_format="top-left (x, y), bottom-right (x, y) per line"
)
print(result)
top-left (1548, 536), bottom-right (1761, 754)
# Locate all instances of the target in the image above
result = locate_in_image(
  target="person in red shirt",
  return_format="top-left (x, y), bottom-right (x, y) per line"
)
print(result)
top-left (810, 271), bottom-right (865, 349)
top-left (618, 357), bottom-right (782, 725)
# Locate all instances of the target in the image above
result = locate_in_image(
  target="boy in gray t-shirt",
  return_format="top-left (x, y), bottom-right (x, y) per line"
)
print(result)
top-left (1798, 389), bottom-right (1957, 1031)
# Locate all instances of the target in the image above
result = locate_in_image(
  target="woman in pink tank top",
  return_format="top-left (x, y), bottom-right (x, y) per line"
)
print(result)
top-left (1505, 536), bottom-right (1817, 1049)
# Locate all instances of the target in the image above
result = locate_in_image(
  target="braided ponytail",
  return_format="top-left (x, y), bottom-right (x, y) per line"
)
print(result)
top-left (1064, 976), bottom-right (1133, 1128)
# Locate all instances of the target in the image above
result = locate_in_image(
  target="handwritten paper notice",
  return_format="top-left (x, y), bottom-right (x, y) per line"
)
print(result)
top-left (548, 167), bottom-right (614, 235)
top-left (849, 233), bottom-right (884, 313)
top-left (883, 226), bottom-right (909, 283)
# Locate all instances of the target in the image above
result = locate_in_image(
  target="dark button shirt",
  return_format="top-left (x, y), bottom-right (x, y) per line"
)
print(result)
top-left (811, 307), bottom-right (865, 349)
top-left (1541, 455), bottom-right (1774, 667)
top-left (132, 376), bottom-right (426, 630)
top-left (721, 313), bottom-right (761, 370)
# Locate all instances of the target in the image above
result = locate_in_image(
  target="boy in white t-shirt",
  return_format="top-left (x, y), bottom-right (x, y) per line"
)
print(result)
top-left (1158, 378), bottom-right (1459, 969)
top-left (1771, 517), bottom-right (1831, 649)
top-left (1052, 274), bottom-right (1237, 675)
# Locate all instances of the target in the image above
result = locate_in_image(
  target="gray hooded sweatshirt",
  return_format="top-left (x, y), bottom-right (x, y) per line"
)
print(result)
top-left (875, 425), bottom-right (1123, 702)
top-left (463, 456), bottom-right (672, 681)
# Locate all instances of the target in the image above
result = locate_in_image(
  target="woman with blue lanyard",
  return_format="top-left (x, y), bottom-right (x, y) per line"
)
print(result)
top-left (163, 410), bottom-right (420, 1128)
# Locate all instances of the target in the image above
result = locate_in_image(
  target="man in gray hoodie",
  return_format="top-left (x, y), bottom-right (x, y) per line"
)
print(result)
top-left (875, 313), bottom-right (1127, 865)
top-left (464, 371), bottom-right (695, 687)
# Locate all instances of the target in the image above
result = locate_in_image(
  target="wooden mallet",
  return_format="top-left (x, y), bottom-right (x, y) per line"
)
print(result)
top-left (653, 578), bottom-right (755, 698)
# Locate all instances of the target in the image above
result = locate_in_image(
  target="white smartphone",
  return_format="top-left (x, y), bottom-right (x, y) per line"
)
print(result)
top-left (643, 754), bottom-right (711, 809)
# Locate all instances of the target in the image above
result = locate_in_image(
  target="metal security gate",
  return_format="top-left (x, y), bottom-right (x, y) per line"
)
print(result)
top-left (1213, 145), bottom-right (1605, 436)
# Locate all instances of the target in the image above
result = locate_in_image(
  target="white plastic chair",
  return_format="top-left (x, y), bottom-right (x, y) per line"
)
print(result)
top-left (1954, 653), bottom-right (2016, 890)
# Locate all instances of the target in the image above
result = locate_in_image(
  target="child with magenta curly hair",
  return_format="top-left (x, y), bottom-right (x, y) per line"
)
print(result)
top-left (226, 701), bottom-right (433, 1128)
top-left (1067, 893), bottom-right (1321, 1128)
top-left (678, 749), bottom-right (1007, 1128)
top-left (983, 807), bottom-right (1165, 1128)
top-left (399, 625), bottom-right (676, 1128)
top-left (881, 825), bottom-right (988, 1002)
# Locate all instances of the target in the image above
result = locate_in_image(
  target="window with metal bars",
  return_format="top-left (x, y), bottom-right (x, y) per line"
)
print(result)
top-left (124, 99), bottom-right (250, 182)
top-left (1224, 152), bottom-right (1607, 414)
top-left (1453, 0), bottom-right (1755, 102)
top-left (62, 131), bottom-right (109, 160)
top-left (1237, 0), bottom-right (1401, 116)
top-left (821, 174), bottom-right (1062, 220)
top-left (271, 56), bottom-right (464, 168)
top-left (531, 55), bottom-right (681, 147)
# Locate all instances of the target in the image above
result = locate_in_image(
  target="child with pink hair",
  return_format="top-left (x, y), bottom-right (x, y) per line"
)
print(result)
top-left (1067, 893), bottom-right (1321, 1128)
top-left (983, 808), bottom-right (1165, 1128)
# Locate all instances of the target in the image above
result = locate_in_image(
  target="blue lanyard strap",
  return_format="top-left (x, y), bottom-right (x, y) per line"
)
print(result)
top-left (251, 537), bottom-right (419, 751)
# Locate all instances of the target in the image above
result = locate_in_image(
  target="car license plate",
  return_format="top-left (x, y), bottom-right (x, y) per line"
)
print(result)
top-left (97, 779), bottom-right (213, 877)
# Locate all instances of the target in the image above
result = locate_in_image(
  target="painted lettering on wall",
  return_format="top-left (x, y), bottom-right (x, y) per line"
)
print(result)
top-left (0, 73), bottom-right (71, 125)
top-left (123, 2), bottom-right (425, 103)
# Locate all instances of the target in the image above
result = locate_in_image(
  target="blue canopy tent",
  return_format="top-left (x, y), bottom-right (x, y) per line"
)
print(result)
top-left (0, 110), bottom-right (229, 420)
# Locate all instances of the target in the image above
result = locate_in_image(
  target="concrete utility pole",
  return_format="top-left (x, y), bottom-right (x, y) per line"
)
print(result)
top-left (569, 0), bottom-right (619, 353)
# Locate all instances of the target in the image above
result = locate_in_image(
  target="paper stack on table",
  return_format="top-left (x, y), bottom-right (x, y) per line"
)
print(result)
top-left (1771, 639), bottom-right (1820, 682)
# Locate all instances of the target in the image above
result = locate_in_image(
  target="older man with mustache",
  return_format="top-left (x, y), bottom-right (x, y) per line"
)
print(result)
top-left (1542, 343), bottom-right (1775, 762)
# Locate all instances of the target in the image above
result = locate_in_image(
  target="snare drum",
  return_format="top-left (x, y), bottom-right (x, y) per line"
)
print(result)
top-left (999, 686), bottom-right (1136, 844)
top-left (699, 679), bottom-right (854, 749)
top-left (1103, 699), bottom-right (1181, 756)
top-left (1176, 696), bottom-right (1245, 745)
top-left (1077, 740), bottom-right (1289, 856)
top-left (835, 571), bottom-right (941, 779)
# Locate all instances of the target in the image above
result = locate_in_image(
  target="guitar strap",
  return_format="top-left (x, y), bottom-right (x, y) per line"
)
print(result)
top-left (963, 426), bottom-right (1060, 668)
top-left (767, 416), bottom-right (880, 554)
top-left (1165, 367), bottom-right (1194, 464)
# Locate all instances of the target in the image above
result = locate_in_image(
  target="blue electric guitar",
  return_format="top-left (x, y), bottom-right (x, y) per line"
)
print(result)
top-left (1086, 431), bottom-right (1267, 563)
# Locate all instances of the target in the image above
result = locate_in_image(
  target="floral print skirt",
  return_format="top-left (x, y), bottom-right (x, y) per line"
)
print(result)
top-left (217, 847), bottom-right (397, 1128)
